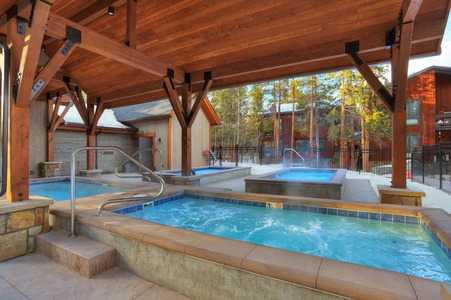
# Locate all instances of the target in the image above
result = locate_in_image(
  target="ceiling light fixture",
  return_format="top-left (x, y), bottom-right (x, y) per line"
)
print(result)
top-left (108, 6), bottom-right (114, 16)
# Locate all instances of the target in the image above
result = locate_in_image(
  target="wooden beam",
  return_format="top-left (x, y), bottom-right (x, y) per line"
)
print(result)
top-left (15, 0), bottom-right (53, 107)
top-left (6, 18), bottom-right (29, 202)
top-left (346, 49), bottom-right (394, 112)
top-left (401, 0), bottom-right (423, 23)
top-left (30, 39), bottom-right (78, 105)
top-left (393, 21), bottom-right (414, 112)
top-left (63, 80), bottom-right (88, 126)
top-left (163, 77), bottom-right (187, 128)
top-left (188, 77), bottom-right (213, 128)
top-left (126, 0), bottom-right (137, 48)
top-left (181, 82), bottom-right (192, 176)
top-left (53, 101), bottom-right (73, 132)
top-left (45, 13), bottom-right (185, 83)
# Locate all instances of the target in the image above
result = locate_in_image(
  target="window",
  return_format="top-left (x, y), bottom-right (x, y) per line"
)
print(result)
top-left (407, 133), bottom-right (419, 149)
top-left (406, 99), bottom-right (419, 125)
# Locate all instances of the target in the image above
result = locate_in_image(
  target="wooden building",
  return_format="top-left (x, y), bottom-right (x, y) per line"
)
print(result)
top-left (406, 66), bottom-right (451, 148)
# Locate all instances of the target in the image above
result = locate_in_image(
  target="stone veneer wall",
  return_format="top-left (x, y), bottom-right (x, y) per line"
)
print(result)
top-left (0, 200), bottom-right (53, 261)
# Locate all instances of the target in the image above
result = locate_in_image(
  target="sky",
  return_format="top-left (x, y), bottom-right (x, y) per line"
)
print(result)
top-left (407, 17), bottom-right (451, 75)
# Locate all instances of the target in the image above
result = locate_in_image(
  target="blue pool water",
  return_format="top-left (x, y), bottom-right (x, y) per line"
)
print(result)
top-left (29, 181), bottom-right (127, 201)
top-left (166, 167), bottom-right (231, 175)
top-left (271, 169), bottom-right (336, 182)
top-left (124, 196), bottom-right (451, 282)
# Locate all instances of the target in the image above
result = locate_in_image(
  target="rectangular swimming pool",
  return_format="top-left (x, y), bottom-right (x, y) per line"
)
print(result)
top-left (114, 192), bottom-right (451, 282)
top-left (160, 166), bottom-right (251, 186)
top-left (245, 168), bottom-right (346, 199)
top-left (30, 180), bottom-right (127, 201)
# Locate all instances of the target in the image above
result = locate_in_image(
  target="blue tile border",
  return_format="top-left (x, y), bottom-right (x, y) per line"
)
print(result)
top-left (111, 192), bottom-right (451, 259)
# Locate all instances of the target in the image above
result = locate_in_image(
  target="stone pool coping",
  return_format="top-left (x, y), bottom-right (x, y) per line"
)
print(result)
top-left (48, 185), bottom-right (449, 300)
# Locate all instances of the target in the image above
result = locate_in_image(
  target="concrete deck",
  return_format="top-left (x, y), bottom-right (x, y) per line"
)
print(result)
top-left (0, 172), bottom-right (444, 299)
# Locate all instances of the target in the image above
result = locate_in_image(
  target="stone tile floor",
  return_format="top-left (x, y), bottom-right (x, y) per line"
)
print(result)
top-left (0, 252), bottom-right (191, 300)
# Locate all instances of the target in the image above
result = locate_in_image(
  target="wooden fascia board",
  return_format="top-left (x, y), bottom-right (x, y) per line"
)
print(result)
top-left (45, 13), bottom-right (185, 83)
top-left (121, 114), bottom-right (172, 125)
top-left (57, 124), bottom-right (137, 134)
top-left (347, 52), bottom-right (394, 112)
top-left (163, 77), bottom-right (187, 128)
top-left (201, 98), bottom-right (221, 126)
top-left (15, 0), bottom-right (52, 107)
top-left (126, 0), bottom-right (137, 48)
top-left (188, 79), bottom-right (213, 128)
top-left (30, 39), bottom-right (78, 105)
top-left (63, 81), bottom-right (89, 126)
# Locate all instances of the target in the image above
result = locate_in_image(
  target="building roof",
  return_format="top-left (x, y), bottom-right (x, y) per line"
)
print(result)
top-left (112, 98), bottom-right (221, 126)
top-left (408, 66), bottom-right (451, 79)
top-left (58, 106), bottom-right (132, 129)
top-left (112, 99), bottom-right (174, 122)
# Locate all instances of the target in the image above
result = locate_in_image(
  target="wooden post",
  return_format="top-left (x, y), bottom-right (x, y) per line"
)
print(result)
top-left (391, 110), bottom-right (407, 188)
top-left (6, 19), bottom-right (28, 202)
top-left (181, 82), bottom-right (192, 176)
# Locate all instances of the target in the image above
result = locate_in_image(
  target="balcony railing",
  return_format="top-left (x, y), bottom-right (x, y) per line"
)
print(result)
top-left (435, 113), bottom-right (451, 130)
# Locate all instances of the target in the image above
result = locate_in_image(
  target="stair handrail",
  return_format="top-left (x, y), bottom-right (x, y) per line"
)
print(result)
top-left (283, 148), bottom-right (305, 168)
top-left (210, 150), bottom-right (217, 165)
top-left (114, 148), bottom-right (163, 180)
top-left (70, 146), bottom-right (165, 237)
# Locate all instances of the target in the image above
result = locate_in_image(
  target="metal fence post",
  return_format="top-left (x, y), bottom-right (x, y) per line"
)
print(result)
top-left (422, 145), bottom-right (425, 184)
top-left (235, 144), bottom-right (239, 166)
top-left (439, 142), bottom-right (443, 190)
top-left (219, 144), bottom-right (223, 166)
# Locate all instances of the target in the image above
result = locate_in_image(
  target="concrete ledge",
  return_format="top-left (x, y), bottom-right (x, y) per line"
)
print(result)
top-left (79, 169), bottom-right (103, 178)
top-left (377, 185), bottom-right (425, 206)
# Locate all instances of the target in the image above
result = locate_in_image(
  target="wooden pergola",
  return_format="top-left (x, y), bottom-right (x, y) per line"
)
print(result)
top-left (0, 0), bottom-right (449, 202)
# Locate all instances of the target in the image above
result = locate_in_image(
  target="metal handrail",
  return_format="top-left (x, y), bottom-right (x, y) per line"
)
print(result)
top-left (0, 41), bottom-right (10, 197)
top-left (283, 148), bottom-right (305, 168)
top-left (209, 150), bottom-right (217, 165)
top-left (70, 146), bottom-right (165, 237)
top-left (114, 148), bottom-right (163, 180)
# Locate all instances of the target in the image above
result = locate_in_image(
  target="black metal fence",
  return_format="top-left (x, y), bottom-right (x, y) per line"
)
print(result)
top-left (211, 144), bottom-right (393, 176)
top-left (411, 143), bottom-right (451, 194)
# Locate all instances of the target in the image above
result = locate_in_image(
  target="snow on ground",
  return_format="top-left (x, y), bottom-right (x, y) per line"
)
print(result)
top-left (220, 161), bottom-right (451, 213)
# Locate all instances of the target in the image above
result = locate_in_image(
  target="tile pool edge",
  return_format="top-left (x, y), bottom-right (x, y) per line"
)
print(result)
top-left (244, 168), bottom-right (346, 199)
top-left (48, 187), bottom-right (446, 299)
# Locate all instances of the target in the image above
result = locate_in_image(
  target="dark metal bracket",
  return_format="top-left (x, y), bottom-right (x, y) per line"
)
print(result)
top-left (66, 25), bottom-right (81, 44)
top-left (16, 17), bottom-right (27, 36)
top-left (61, 40), bottom-right (76, 55)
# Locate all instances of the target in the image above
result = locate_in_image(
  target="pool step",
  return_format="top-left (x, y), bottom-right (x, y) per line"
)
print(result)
top-left (36, 228), bottom-right (115, 278)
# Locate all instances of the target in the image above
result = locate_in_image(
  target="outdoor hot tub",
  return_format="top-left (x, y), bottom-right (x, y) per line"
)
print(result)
top-left (245, 167), bottom-right (346, 199)
top-left (159, 166), bottom-right (252, 186)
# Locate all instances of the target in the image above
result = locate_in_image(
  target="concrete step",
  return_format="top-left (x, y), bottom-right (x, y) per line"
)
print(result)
top-left (36, 227), bottom-right (115, 278)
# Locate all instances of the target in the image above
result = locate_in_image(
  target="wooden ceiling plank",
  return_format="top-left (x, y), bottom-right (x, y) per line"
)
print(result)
top-left (45, 12), bottom-right (185, 83)
top-left (126, 0), bottom-right (137, 48)
top-left (16, 0), bottom-right (53, 108)
top-left (68, 0), bottom-right (126, 25)
top-left (30, 39), bottom-right (78, 105)
top-left (163, 77), bottom-right (186, 128)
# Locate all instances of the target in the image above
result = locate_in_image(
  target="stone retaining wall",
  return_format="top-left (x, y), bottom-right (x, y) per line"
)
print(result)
top-left (0, 200), bottom-right (53, 261)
